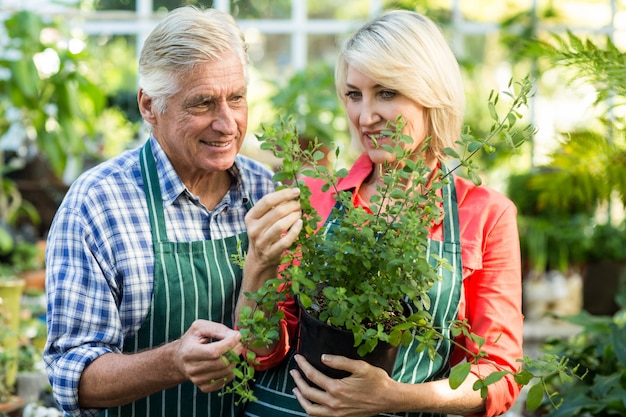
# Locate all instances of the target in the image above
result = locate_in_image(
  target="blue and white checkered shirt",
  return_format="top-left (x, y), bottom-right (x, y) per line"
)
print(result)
top-left (44, 135), bottom-right (276, 417)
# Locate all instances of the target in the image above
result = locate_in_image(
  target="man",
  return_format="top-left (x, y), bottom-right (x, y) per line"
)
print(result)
top-left (44, 6), bottom-right (302, 416)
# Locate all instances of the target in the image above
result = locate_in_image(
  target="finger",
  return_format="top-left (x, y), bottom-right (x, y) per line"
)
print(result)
top-left (190, 320), bottom-right (241, 342)
top-left (246, 200), bottom-right (302, 253)
top-left (259, 210), bottom-right (302, 245)
top-left (293, 354), bottom-right (332, 392)
top-left (189, 319), bottom-right (241, 347)
top-left (290, 368), bottom-right (320, 398)
top-left (247, 188), bottom-right (301, 221)
top-left (292, 386), bottom-right (324, 416)
top-left (290, 370), bottom-right (331, 416)
top-left (321, 354), bottom-right (363, 375)
top-left (202, 333), bottom-right (243, 358)
top-left (190, 322), bottom-right (243, 357)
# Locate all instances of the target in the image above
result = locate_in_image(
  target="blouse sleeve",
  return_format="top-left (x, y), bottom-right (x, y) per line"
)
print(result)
top-left (451, 183), bottom-right (524, 417)
top-left (252, 295), bottom-right (298, 370)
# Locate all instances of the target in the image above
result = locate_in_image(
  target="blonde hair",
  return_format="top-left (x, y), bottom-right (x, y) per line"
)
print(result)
top-left (138, 6), bottom-right (249, 114)
top-left (335, 10), bottom-right (465, 161)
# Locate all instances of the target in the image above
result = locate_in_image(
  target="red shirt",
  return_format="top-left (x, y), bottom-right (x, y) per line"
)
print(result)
top-left (260, 154), bottom-right (523, 417)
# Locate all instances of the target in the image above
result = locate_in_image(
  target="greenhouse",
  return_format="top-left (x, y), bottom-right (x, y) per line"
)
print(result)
top-left (1, 1), bottom-right (625, 416)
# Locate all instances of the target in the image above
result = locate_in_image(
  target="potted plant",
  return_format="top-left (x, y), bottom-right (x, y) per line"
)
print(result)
top-left (580, 221), bottom-right (626, 316)
top-left (16, 340), bottom-right (49, 406)
top-left (0, 276), bottom-right (26, 414)
top-left (224, 76), bottom-right (577, 410)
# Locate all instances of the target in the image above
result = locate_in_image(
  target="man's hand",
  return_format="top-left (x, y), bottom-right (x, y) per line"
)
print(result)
top-left (174, 320), bottom-right (244, 392)
top-left (244, 187), bottom-right (303, 275)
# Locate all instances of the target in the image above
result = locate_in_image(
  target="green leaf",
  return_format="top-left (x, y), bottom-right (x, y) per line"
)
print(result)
top-left (273, 171), bottom-right (292, 183)
top-left (483, 371), bottom-right (507, 385)
top-left (443, 148), bottom-right (461, 159)
top-left (10, 58), bottom-right (40, 100)
top-left (488, 102), bottom-right (498, 121)
top-left (336, 168), bottom-right (349, 178)
top-left (525, 383), bottom-right (545, 411)
top-left (513, 369), bottom-right (534, 385)
top-left (449, 362), bottom-right (472, 389)
top-left (299, 293), bottom-right (312, 308)
top-left (388, 329), bottom-right (402, 346)
top-left (611, 323), bottom-right (626, 366)
top-left (468, 141), bottom-right (483, 152)
top-left (301, 168), bottom-right (317, 178)
top-left (313, 150), bottom-right (325, 161)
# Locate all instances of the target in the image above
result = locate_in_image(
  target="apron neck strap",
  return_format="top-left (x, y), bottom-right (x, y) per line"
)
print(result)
top-left (440, 164), bottom-right (461, 244)
top-left (140, 140), bottom-right (168, 243)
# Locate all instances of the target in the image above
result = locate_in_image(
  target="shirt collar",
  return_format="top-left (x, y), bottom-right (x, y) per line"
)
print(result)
top-left (335, 153), bottom-right (375, 192)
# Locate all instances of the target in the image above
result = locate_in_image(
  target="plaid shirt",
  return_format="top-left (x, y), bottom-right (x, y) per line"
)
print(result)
top-left (44, 135), bottom-right (276, 417)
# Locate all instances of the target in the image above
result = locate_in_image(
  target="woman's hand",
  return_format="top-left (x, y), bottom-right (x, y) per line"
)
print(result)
top-left (291, 353), bottom-right (488, 417)
top-left (291, 354), bottom-right (395, 417)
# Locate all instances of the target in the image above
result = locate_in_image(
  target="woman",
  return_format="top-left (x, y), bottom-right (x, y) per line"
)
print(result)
top-left (244, 10), bottom-right (523, 417)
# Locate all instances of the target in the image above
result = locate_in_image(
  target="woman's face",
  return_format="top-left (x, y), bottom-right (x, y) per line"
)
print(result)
top-left (344, 65), bottom-right (428, 165)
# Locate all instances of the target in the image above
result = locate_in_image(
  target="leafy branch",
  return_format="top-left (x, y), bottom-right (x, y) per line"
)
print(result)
top-left (444, 76), bottom-right (536, 185)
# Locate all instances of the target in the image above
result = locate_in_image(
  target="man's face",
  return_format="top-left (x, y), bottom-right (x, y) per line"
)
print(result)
top-left (146, 51), bottom-right (248, 177)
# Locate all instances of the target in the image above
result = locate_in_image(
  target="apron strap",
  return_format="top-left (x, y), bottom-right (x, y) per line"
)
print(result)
top-left (440, 163), bottom-right (461, 249)
top-left (140, 140), bottom-right (169, 244)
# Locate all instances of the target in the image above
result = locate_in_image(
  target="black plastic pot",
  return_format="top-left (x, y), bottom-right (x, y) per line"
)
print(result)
top-left (296, 303), bottom-right (399, 380)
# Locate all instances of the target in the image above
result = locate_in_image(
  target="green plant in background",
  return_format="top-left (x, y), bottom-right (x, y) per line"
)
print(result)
top-left (0, 160), bottom-right (39, 258)
top-left (522, 32), bottom-right (626, 214)
top-left (0, 277), bottom-right (25, 404)
top-left (17, 344), bottom-right (41, 375)
top-left (585, 221), bottom-right (626, 263)
top-left (0, 326), bottom-right (18, 403)
top-left (507, 171), bottom-right (592, 275)
top-left (526, 303), bottom-right (626, 416)
top-left (0, 10), bottom-right (106, 179)
top-left (268, 63), bottom-right (351, 166)
top-left (0, 303), bottom-right (15, 402)
top-left (512, 27), bottom-right (626, 416)
top-left (506, 31), bottom-right (626, 276)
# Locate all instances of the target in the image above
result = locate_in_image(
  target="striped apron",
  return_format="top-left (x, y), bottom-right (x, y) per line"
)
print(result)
top-left (245, 171), bottom-right (462, 417)
top-left (101, 141), bottom-right (248, 417)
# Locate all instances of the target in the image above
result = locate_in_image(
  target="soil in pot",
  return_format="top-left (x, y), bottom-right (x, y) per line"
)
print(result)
top-left (296, 303), bottom-right (399, 381)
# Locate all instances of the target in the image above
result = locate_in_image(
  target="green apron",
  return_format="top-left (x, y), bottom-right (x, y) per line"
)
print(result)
top-left (245, 170), bottom-right (462, 417)
top-left (102, 141), bottom-right (248, 417)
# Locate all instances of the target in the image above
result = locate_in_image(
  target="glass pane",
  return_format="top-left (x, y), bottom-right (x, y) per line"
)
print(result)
top-left (247, 32), bottom-right (292, 76)
top-left (309, 0), bottom-right (370, 19)
top-left (152, 0), bottom-right (214, 12)
top-left (96, 0), bottom-right (136, 11)
top-left (460, 0), bottom-right (535, 22)
top-left (553, 0), bottom-right (613, 28)
top-left (233, 0), bottom-right (291, 19)
top-left (86, 34), bottom-right (140, 121)
top-left (308, 34), bottom-right (342, 66)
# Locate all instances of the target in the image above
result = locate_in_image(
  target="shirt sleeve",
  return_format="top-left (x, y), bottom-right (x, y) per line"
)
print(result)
top-left (44, 204), bottom-right (123, 417)
top-left (451, 184), bottom-right (524, 417)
